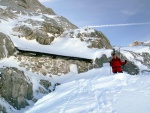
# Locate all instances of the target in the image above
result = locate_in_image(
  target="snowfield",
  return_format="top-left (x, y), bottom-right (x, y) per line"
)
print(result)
top-left (25, 63), bottom-right (150, 113)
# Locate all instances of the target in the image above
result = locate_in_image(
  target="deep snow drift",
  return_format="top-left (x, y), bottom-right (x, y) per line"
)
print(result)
top-left (25, 63), bottom-right (150, 113)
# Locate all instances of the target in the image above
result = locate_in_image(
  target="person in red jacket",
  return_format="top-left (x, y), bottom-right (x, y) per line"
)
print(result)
top-left (110, 53), bottom-right (127, 73)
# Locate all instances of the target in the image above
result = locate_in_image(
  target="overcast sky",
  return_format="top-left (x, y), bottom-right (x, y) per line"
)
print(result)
top-left (39, 0), bottom-right (150, 46)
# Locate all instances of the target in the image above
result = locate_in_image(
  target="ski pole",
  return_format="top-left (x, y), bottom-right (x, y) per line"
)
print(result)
top-left (110, 66), bottom-right (111, 74)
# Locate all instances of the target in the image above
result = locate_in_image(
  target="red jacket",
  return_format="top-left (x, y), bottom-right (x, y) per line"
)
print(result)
top-left (110, 57), bottom-right (126, 73)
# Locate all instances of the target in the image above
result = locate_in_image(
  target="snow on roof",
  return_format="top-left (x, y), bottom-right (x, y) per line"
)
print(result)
top-left (14, 36), bottom-right (112, 60)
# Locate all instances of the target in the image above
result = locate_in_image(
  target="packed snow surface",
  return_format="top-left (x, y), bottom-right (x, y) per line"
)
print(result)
top-left (25, 63), bottom-right (150, 113)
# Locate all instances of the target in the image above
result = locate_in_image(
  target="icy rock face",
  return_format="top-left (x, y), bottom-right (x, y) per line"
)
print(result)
top-left (0, 32), bottom-right (15, 59)
top-left (0, 67), bottom-right (33, 110)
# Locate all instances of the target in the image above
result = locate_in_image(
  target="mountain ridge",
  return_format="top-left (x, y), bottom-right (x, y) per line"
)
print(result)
top-left (130, 40), bottom-right (150, 46)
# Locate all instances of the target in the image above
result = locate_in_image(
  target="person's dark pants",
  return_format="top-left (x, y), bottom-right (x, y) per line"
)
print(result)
top-left (113, 71), bottom-right (123, 74)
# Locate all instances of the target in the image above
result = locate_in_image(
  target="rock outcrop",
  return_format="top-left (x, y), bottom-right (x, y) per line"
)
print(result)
top-left (0, 32), bottom-right (15, 59)
top-left (0, 67), bottom-right (33, 110)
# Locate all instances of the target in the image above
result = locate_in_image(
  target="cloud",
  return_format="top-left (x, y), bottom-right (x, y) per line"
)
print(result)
top-left (86, 22), bottom-right (150, 28)
top-left (121, 10), bottom-right (136, 16)
top-left (38, 0), bottom-right (53, 3)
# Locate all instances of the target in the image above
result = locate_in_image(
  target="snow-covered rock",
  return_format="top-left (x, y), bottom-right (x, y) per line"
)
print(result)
top-left (61, 28), bottom-right (112, 49)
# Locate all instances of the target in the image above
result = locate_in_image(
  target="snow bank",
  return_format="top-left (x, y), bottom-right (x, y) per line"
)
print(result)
top-left (25, 66), bottom-right (150, 113)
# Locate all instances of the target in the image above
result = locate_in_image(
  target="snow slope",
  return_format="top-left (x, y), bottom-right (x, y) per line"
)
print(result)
top-left (25, 64), bottom-right (150, 113)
